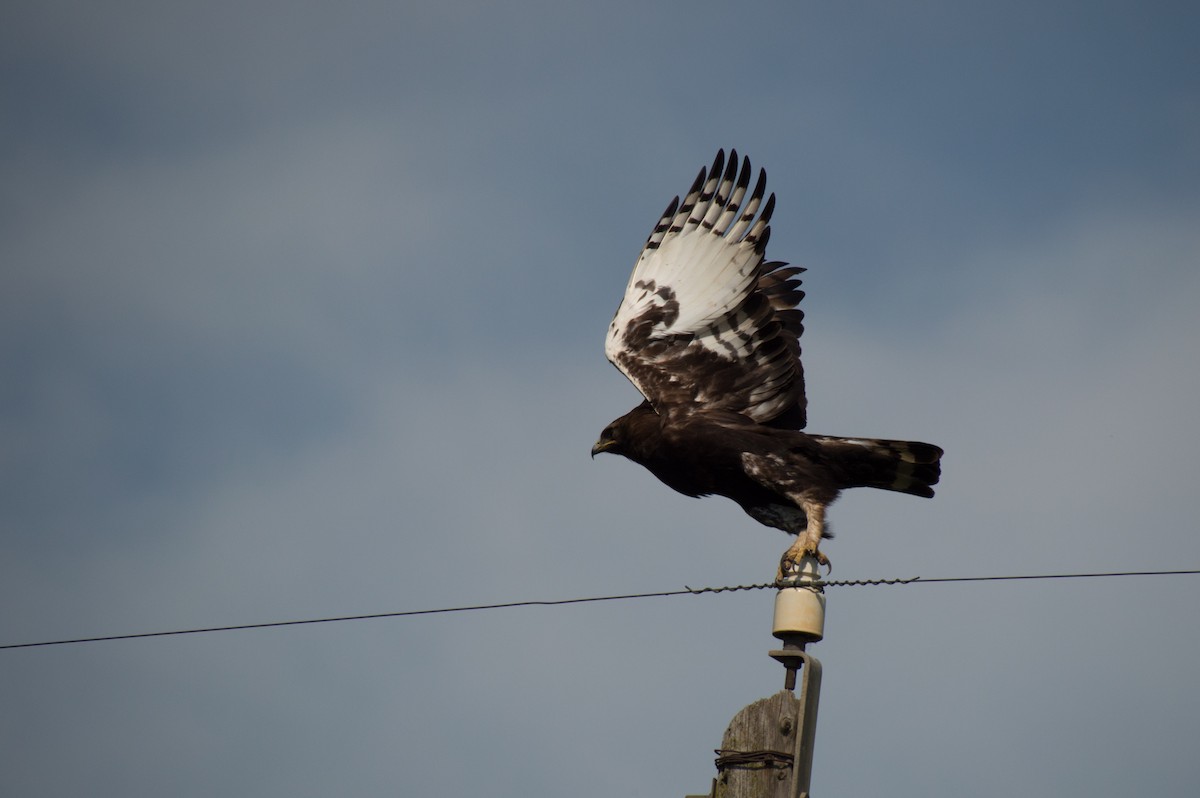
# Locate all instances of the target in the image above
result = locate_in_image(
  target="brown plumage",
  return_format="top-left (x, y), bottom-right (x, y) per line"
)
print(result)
top-left (592, 150), bottom-right (942, 574)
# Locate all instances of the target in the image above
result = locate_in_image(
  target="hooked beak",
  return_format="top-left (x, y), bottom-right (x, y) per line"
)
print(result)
top-left (591, 439), bottom-right (616, 458)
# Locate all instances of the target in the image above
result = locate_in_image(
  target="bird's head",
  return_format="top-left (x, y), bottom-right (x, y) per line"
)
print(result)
top-left (592, 401), bottom-right (657, 460)
top-left (591, 421), bottom-right (625, 458)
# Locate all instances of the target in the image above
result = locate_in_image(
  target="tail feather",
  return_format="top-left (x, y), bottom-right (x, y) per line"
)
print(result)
top-left (812, 435), bottom-right (943, 498)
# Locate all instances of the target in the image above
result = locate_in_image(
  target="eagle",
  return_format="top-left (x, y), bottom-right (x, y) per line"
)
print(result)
top-left (591, 150), bottom-right (942, 576)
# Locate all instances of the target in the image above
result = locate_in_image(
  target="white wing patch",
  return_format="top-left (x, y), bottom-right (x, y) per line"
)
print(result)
top-left (619, 227), bottom-right (759, 337)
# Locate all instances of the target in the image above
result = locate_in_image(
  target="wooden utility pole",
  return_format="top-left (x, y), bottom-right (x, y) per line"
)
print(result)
top-left (686, 558), bottom-right (825, 798)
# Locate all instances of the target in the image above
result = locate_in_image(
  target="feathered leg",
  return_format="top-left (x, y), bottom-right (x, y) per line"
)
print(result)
top-left (777, 499), bottom-right (829, 581)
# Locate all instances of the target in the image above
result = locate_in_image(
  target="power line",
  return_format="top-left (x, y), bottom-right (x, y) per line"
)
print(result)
top-left (2, 568), bottom-right (1197, 651)
top-left (822, 568), bottom-right (1200, 586)
top-left (1, 587), bottom-right (705, 651)
top-left (890, 569), bottom-right (1200, 585)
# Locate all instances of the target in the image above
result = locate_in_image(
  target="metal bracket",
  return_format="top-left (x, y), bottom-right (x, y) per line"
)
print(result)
top-left (768, 642), bottom-right (822, 798)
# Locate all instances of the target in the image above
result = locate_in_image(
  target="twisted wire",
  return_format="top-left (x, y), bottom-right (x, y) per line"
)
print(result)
top-left (714, 748), bottom-right (794, 771)
top-left (3, 568), bottom-right (1196, 651)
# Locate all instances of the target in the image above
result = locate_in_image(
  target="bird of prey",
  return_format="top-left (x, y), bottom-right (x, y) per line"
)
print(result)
top-left (591, 150), bottom-right (942, 576)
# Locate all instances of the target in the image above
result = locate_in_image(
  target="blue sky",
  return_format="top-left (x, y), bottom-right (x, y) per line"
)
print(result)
top-left (3, 2), bottom-right (1199, 796)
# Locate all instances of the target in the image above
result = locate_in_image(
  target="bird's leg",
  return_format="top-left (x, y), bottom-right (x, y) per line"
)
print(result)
top-left (777, 500), bottom-right (829, 581)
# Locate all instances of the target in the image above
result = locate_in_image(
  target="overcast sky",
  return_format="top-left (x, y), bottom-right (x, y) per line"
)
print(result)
top-left (3, 2), bottom-right (1199, 796)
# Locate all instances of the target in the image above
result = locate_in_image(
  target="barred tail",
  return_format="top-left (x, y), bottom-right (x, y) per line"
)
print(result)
top-left (813, 436), bottom-right (943, 498)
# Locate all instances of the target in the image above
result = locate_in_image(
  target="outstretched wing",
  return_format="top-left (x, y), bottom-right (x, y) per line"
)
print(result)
top-left (605, 150), bottom-right (807, 428)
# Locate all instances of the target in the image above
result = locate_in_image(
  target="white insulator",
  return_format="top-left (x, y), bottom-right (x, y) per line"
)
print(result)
top-left (773, 556), bottom-right (825, 642)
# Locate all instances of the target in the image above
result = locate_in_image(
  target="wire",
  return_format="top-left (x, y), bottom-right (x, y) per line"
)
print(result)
top-left (820, 569), bottom-right (1200, 587)
top-left (2, 568), bottom-right (1197, 651)
top-left (898, 569), bottom-right (1200, 585)
top-left (0, 587), bottom-right (714, 651)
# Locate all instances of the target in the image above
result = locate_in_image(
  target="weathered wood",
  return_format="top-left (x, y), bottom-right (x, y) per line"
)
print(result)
top-left (712, 690), bottom-right (800, 798)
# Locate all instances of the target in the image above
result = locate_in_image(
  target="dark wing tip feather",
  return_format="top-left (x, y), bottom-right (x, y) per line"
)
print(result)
top-left (643, 195), bottom-right (680, 251)
top-left (760, 192), bottom-right (776, 226)
top-left (746, 193), bottom-right (775, 252)
top-left (752, 169), bottom-right (767, 202)
top-left (755, 225), bottom-right (772, 254)
top-left (711, 149), bottom-right (726, 181)
top-left (670, 165), bottom-right (708, 233)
